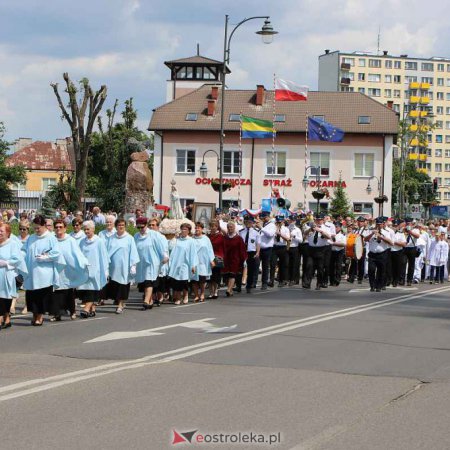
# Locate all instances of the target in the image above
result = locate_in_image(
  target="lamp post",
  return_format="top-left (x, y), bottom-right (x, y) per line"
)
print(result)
top-left (366, 175), bottom-right (386, 216)
top-left (218, 15), bottom-right (278, 209)
top-left (303, 165), bottom-right (322, 214)
top-left (199, 149), bottom-right (220, 178)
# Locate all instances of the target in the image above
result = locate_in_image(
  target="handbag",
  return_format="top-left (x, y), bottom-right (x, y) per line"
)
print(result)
top-left (214, 256), bottom-right (224, 268)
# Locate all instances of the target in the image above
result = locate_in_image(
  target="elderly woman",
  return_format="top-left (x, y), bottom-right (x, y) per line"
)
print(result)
top-left (168, 223), bottom-right (198, 305)
top-left (192, 222), bottom-right (215, 302)
top-left (151, 218), bottom-right (172, 305)
top-left (223, 221), bottom-right (247, 297)
top-left (107, 218), bottom-right (139, 314)
top-left (0, 223), bottom-right (27, 329)
top-left (70, 218), bottom-right (86, 244)
top-left (99, 215), bottom-right (117, 248)
top-left (134, 217), bottom-right (167, 310)
top-left (50, 219), bottom-right (89, 321)
top-left (77, 220), bottom-right (109, 318)
top-left (208, 220), bottom-right (225, 299)
top-left (23, 215), bottom-right (62, 326)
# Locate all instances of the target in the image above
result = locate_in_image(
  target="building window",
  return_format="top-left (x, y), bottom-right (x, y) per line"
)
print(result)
top-left (180, 198), bottom-right (195, 210)
top-left (368, 59), bottom-right (381, 68)
top-left (422, 62), bottom-right (434, 71)
top-left (436, 177), bottom-right (442, 185)
top-left (308, 202), bottom-right (328, 214)
top-left (427, 148), bottom-right (432, 156)
top-left (266, 151), bottom-right (286, 175)
top-left (310, 152), bottom-right (330, 176)
top-left (436, 149), bottom-right (443, 157)
top-left (438, 78), bottom-right (444, 86)
top-left (354, 153), bottom-right (374, 177)
top-left (385, 60), bottom-right (392, 69)
top-left (12, 182), bottom-right (26, 190)
top-left (445, 150), bottom-right (450, 158)
top-left (358, 73), bottom-right (365, 81)
top-left (368, 73), bottom-right (380, 82)
top-left (384, 89), bottom-right (392, 98)
top-left (445, 164), bottom-right (450, 172)
top-left (394, 61), bottom-right (401, 69)
top-left (405, 61), bottom-right (418, 70)
top-left (358, 58), bottom-right (366, 67)
top-left (405, 75), bottom-right (418, 83)
top-left (42, 178), bottom-right (57, 191)
top-left (437, 92), bottom-right (444, 100)
top-left (343, 57), bottom-right (355, 66)
top-left (436, 120), bottom-right (443, 129)
top-left (436, 163), bottom-right (442, 172)
top-left (393, 90), bottom-right (401, 98)
top-left (421, 77), bottom-right (434, 85)
top-left (426, 163), bottom-right (431, 170)
top-left (444, 192), bottom-right (450, 200)
top-left (358, 87), bottom-right (365, 94)
top-left (353, 203), bottom-right (373, 215)
top-left (176, 149), bottom-right (196, 173)
top-left (393, 104), bottom-right (400, 112)
top-left (229, 114), bottom-right (241, 122)
top-left (223, 151), bottom-right (242, 175)
top-left (274, 114), bottom-right (286, 123)
top-left (394, 75), bottom-right (401, 83)
top-left (436, 192), bottom-right (442, 200)
top-left (185, 113), bottom-right (198, 121)
top-left (368, 88), bottom-right (381, 97)
top-left (436, 135), bottom-right (443, 143)
top-left (358, 116), bottom-right (371, 124)
top-left (446, 136), bottom-right (450, 144)
top-left (438, 63), bottom-right (445, 71)
top-left (385, 74), bottom-right (392, 83)
top-left (445, 178), bottom-right (450, 186)
top-left (222, 199), bottom-right (241, 210)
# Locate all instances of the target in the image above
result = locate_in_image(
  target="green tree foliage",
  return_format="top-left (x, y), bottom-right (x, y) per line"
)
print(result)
top-left (41, 172), bottom-right (80, 214)
top-left (87, 98), bottom-right (152, 212)
top-left (0, 122), bottom-right (26, 200)
top-left (328, 176), bottom-right (352, 218)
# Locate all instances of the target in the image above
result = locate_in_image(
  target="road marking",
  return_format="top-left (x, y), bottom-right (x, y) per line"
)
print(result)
top-left (171, 302), bottom-right (207, 309)
top-left (84, 318), bottom-right (217, 343)
top-left (1, 286), bottom-right (449, 402)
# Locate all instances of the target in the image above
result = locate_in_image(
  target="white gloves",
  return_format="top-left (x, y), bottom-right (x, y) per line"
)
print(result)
top-left (0, 259), bottom-right (8, 267)
top-left (130, 265), bottom-right (136, 276)
top-left (36, 254), bottom-right (50, 261)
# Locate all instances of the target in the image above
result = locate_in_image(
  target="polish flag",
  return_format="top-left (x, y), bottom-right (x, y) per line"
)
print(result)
top-left (275, 78), bottom-right (308, 101)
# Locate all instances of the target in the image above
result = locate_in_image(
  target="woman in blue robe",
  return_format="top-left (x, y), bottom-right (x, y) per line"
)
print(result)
top-left (168, 223), bottom-right (198, 305)
top-left (0, 223), bottom-right (27, 329)
top-left (23, 215), bottom-right (63, 326)
top-left (98, 215), bottom-right (117, 250)
top-left (134, 217), bottom-right (167, 310)
top-left (69, 218), bottom-right (86, 245)
top-left (77, 220), bottom-right (109, 318)
top-left (192, 222), bottom-right (215, 302)
top-left (107, 218), bottom-right (139, 314)
top-left (50, 219), bottom-right (89, 321)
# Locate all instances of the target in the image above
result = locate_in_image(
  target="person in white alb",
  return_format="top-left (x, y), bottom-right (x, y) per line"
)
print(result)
top-left (365, 217), bottom-right (394, 292)
top-left (329, 221), bottom-right (346, 286)
top-left (287, 215), bottom-right (302, 286)
top-left (255, 211), bottom-right (276, 290)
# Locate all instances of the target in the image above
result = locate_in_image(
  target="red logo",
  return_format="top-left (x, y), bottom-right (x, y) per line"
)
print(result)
top-left (172, 429), bottom-right (198, 445)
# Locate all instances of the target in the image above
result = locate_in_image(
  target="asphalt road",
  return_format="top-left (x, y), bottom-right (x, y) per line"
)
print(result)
top-left (2, 281), bottom-right (450, 449)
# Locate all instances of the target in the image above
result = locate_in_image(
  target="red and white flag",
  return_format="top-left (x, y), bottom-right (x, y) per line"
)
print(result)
top-left (275, 78), bottom-right (308, 101)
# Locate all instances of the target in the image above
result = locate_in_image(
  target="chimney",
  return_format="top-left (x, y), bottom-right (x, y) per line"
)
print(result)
top-left (14, 137), bottom-right (32, 152)
top-left (387, 100), bottom-right (394, 109)
top-left (256, 84), bottom-right (265, 106)
top-left (207, 99), bottom-right (216, 116)
top-left (325, 49), bottom-right (330, 54)
top-left (383, 50), bottom-right (388, 56)
top-left (56, 138), bottom-right (67, 148)
top-left (211, 86), bottom-right (219, 100)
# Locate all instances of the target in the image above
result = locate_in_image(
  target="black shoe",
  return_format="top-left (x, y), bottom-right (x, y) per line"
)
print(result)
top-left (348, 278), bottom-right (354, 283)
top-left (315, 285), bottom-right (320, 291)
top-left (88, 311), bottom-right (96, 317)
top-left (246, 288), bottom-right (251, 294)
top-left (381, 287), bottom-right (386, 290)
top-left (370, 288), bottom-right (375, 292)
top-left (267, 282), bottom-right (274, 288)
top-left (376, 288), bottom-right (381, 292)
top-left (2, 322), bottom-right (11, 329)
top-left (261, 285), bottom-right (268, 291)
top-left (357, 280), bottom-right (362, 284)
top-left (233, 287), bottom-right (241, 293)
top-left (278, 282), bottom-right (286, 287)
top-left (142, 303), bottom-right (153, 310)
top-left (321, 284), bottom-right (328, 288)
top-left (302, 285), bottom-right (310, 289)
top-left (392, 284), bottom-right (397, 287)
top-left (80, 310), bottom-right (89, 319)
top-left (407, 282), bottom-right (412, 286)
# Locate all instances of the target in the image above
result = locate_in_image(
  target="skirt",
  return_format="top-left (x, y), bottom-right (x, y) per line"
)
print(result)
top-left (77, 289), bottom-right (102, 303)
top-left (192, 275), bottom-right (207, 283)
top-left (107, 280), bottom-right (131, 301)
top-left (155, 276), bottom-right (168, 293)
top-left (0, 298), bottom-right (13, 316)
top-left (210, 266), bottom-right (222, 284)
top-left (137, 279), bottom-right (158, 292)
top-left (169, 278), bottom-right (189, 292)
top-left (50, 289), bottom-right (75, 315)
top-left (26, 286), bottom-right (53, 315)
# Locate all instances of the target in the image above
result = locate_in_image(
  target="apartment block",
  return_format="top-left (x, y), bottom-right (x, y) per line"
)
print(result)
top-left (319, 50), bottom-right (450, 204)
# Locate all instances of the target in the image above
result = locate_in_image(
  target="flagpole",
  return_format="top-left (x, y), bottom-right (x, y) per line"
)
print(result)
top-left (238, 109), bottom-right (242, 209)
top-left (271, 73), bottom-right (277, 210)
top-left (304, 111), bottom-right (309, 212)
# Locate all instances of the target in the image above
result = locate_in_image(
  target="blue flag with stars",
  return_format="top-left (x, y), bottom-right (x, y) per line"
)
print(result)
top-left (307, 116), bottom-right (344, 142)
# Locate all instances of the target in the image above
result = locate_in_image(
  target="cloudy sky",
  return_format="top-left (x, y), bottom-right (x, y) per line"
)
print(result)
top-left (1, 0), bottom-right (448, 142)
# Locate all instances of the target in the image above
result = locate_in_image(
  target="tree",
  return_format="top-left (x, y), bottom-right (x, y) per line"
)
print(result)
top-left (86, 98), bottom-right (151, 212)
top-left (328, 175), bottom-right (352, 218)
top-left (0, 122), bottom-right (26, 201)
top-left (51, 74), bottom-right (107, 209)
top-left (42, 172), bottom-right (80, 213)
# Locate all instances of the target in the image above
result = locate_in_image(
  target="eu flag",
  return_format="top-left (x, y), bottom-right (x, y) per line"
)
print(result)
top-left (307, 117), bottom-right (344, 142)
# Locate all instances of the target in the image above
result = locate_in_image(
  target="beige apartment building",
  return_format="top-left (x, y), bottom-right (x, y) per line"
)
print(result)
top-left (319, 50), bottom-right (450, 204)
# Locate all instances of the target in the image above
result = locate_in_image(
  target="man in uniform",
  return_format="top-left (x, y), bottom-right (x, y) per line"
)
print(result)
top-left (329, 221), bottom-right (346, 286)
top-left (269, 215), bottom-right (290, 287)
top-left (403, 218), bottom-right (421, 286)
top-left (348, 216), bottom-right (369, 284)
top-left (322, 215), bottom-right (336, 288)
top-left (287, 214), bottom-right (302, 286)
top-left (255, 211), bottom-right (276, 290)
top-left (390, 218), bottom-right (407, 287)
top-left (238, 215), bottom-right (260, 294)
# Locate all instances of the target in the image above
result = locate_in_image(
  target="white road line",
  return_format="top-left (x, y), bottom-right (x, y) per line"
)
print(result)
top-left (171, 302), bottom-right (207, 309)
top-left (1, 286), bottom-right (448, 402)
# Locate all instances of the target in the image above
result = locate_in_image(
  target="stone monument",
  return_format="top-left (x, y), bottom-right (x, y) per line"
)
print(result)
top-left (124, 151), bottom-right (153, 213)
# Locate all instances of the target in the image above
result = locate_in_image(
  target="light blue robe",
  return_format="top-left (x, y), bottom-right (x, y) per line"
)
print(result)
top-left (108, 232), bottom-right (140, 284)
top-left (159, 236), bottom-right (171, 277)
top-left (168, 237), bottom-right (199, 281)
top-left (0, 239), bottom-right (28, 299)
top-left (78, 235), bottom-right (109, 291)
top-left (55, 235), bottom-right (90, 289)
top-left (70, 230), bottom-right (86, 245)
top-left (23, 231), bottom-right (63, 290)
top-left (98, 228), bottom-right (117, 251)
top-left (192, 235), bottom-right (215, 279)
top-left (134, 230), bottom-right (166, 283)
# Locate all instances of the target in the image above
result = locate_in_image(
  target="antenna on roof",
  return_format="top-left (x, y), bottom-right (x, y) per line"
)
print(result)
top-left (377, 26), bottom-right (381, 55)
top-left (197, 43), bottom-right (200, 56)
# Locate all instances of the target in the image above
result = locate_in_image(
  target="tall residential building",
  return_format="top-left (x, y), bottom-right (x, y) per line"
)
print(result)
top-left (319, 50), bottom-right (450, 204)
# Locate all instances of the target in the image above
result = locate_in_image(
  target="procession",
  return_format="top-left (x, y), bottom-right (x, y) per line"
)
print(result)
top-left (1, 187), bottom-right (449, 330)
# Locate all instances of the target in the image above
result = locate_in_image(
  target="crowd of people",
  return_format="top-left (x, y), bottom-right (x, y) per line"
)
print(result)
top-left (1, 205), bottom-right (450, 330)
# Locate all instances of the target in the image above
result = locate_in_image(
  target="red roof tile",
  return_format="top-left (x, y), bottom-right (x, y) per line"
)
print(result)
top-left (7, 141), bottom-right (75, 172)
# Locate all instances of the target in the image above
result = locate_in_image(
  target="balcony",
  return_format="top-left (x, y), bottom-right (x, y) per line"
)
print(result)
top-left (417, 168), bottom-right (428, 174)
top-left (340, 62), bottom-right (351, 70)
top-left (409, 81), bottom-right (420, 89)
top-left (420, 125), bottom-right (430, 132)
top-left (409, 96), bottom-right (420, 103)
top-left (420, 97), bottom-right (430, 104)
top-left (340, 77), bottom-right (351, 85)
top-left (409, 124), bottom-right (418, 132)
top-left (408, 153), bottom-right (418, 160)
top-left (420, 82), bottom-right (431, 90)
top-left (420, 111), bottom-right (428, 117)
top-left (419, 154), bottom-right (427, 161)
top-left (410, 138), bottom-right (419, 146)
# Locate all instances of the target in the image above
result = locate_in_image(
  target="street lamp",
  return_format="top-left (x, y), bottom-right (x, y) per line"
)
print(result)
top-left (303, 165), bottom-right (322, 213)
top-left (366, 175), bottom-right (386, 216)
top-left (218, 15), bottom-right (278, 209)
top-left (199, 149), bottom-right (220, 178)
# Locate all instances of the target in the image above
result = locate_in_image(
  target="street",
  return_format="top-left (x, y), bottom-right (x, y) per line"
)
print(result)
top-left (2, 282), bottom-right (450, 449)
